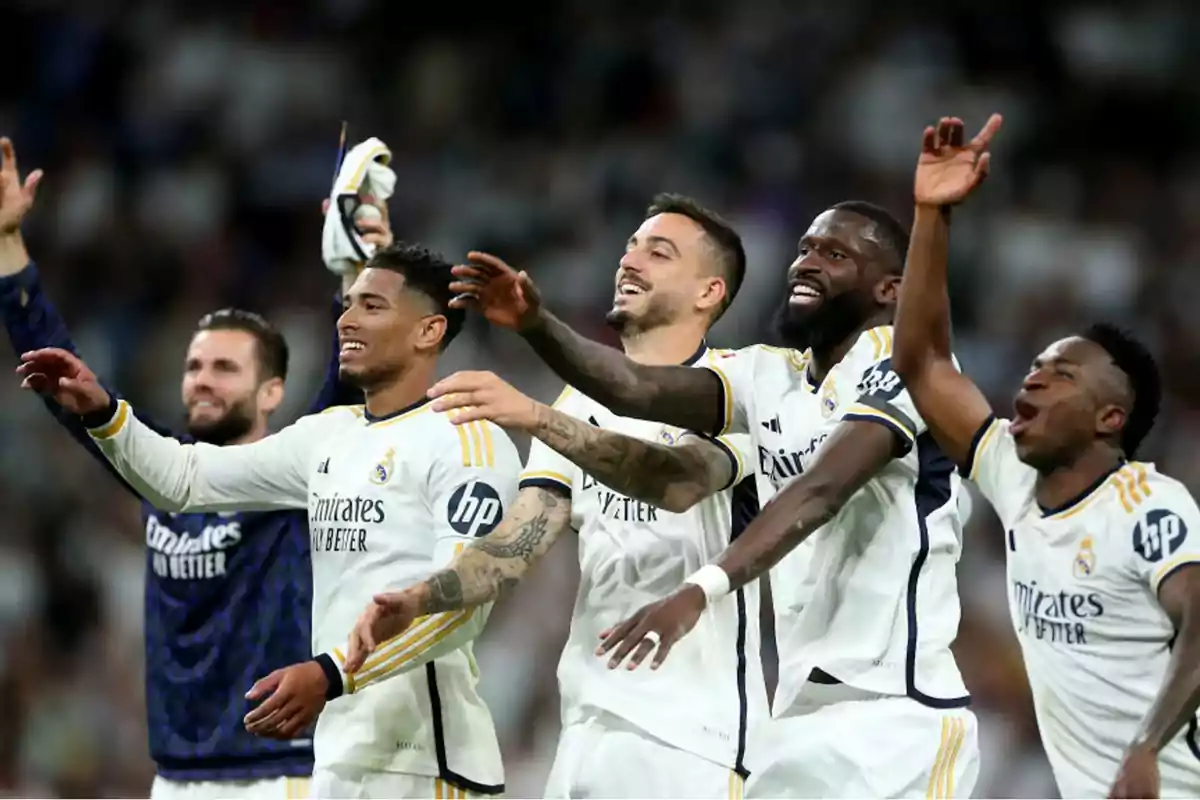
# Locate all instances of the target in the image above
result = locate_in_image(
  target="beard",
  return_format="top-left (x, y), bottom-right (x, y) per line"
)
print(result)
top-left (338, 362), bottom-right (402, 393)
top-left (605, 294), bottom-right (676, 337)
top-left (772, 289), bottom-right (875, 353)
top-left (187, 398), bottom-right (257, 445)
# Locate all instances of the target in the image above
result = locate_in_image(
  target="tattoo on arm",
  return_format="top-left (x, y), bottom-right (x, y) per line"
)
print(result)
top-left (420, 487), bottom-right (572, 615)
top-left (523, 311), bottom-right (724, 433)
top-left (532, 404), bottom-right (730, 511)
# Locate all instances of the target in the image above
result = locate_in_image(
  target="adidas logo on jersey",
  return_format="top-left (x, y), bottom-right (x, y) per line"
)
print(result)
top-left (761, 415), bottom-right (782, 434)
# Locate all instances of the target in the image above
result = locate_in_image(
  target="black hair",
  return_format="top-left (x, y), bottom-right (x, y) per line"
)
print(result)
top-left (828, 200), bottom-right (910, 273)
top-left (646, 192), bottom-right (746, 321)
top-left (367, 241), bottom-right (465, 350)
top-left (195, 308), bottom-right (289, 381)
top-left (1081, 323), bottom-right (1161, 458)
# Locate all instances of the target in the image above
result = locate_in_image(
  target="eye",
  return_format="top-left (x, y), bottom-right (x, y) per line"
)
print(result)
top-left (829, 250), bottom-right (846, 260)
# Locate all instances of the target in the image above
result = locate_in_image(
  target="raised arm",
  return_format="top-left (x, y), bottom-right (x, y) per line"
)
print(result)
top-left (437, 251), bottom-right (725, 434)
top-left (429, 371), bottom-right (739, 512)
top-left (892, 115), bottom-right (1002, 468)
top-left (0, 138), bottom-right (172, 497)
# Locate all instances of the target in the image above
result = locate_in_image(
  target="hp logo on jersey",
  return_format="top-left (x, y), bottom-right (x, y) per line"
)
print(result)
top-left (1133, 509), bottom-right (1189, 563)
top-left (447, 481), bottom-right (505, 537)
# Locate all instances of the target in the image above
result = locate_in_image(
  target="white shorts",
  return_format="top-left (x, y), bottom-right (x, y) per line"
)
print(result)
top-left (151, 774), bottom-right (311, 800)
top-left (544, 710), bottom-right (746, 799)
top-left (312, 766), bottom-right (491, 799)
top-left (747, 683), bottom-right (979, 799)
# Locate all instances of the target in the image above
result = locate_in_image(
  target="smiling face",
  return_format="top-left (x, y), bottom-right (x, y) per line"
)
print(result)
top-left (337, 267), bottom-right (447, 390)
top-left (181, 329), bottom-right (279, 444)
top-left (774, 208), bottom-right (900, 352)
top-left (605, 212), bottom-right (726, 335)
top-left (1009, 336), bottom-right (1131, 470)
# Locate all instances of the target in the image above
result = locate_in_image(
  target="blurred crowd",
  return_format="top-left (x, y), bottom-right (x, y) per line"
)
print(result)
top-left (4, 1), bottom-right (1200, 796)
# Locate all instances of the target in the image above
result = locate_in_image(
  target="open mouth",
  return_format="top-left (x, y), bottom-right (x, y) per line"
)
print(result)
top-left (339, 340), bottom-right (366, 361)
top-left (1010, 396), bottom-right (1039, 437)
top-left (788, 279), bottom-right (823, 307)
top-left (615, 278), bottom-right (649, 301)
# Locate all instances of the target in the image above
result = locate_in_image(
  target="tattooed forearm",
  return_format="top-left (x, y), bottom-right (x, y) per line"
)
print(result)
top-left (417, 486), bottom-right (572, 615)
top-left (522, 310), bottom-right (723, 433)
top-left (532, 404), bottom-right (730, 512)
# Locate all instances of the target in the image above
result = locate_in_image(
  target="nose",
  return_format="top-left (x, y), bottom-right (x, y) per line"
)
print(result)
top-left (618, 251), bottom-right (643, 273)
top-left (1022, 368), bottom-right (1048, 392)
top-left (788, 253), bottom-right (824, 283)
top-left (337, 305), bottom-right (358, 334)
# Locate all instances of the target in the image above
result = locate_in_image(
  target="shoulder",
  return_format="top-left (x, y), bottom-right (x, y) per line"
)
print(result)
top-left (703, 343), bottom-right (805, 375)
top-left (420, 409), bottom-right (520, 470)
top-left (1105, 463), bottom-right (1200, 568)
top-left (297, 403), bottom-right (365, 430)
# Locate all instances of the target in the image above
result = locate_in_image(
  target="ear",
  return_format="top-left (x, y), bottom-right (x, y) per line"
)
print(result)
top-left (695, 276), bottom-right (727, 317)
top-left (1096, 404), bottom-right (1127, 441)
top-left (258, 377), bottom-right (285, 416)
top-left (413, 314), bottom-right (448, 353)
top-left (874, 274), bottom-right (901, 306)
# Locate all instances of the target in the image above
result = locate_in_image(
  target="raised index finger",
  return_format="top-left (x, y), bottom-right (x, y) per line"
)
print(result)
top-left (0, 137), bottom-right (16, 174)
top-left (970, 113), bottom-right (1004, 149)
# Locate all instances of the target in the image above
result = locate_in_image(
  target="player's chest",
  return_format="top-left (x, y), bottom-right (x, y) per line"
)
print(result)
top-left (305, 430), bottom-right (425, 556)
top-left (752, 371), bottom-right (850, 493)
top-left (1005, 515), bottom-right (1144, 646)
top-left (573, 413), bottom-right (684, 527)
top-left (142, 507), bottom-right (253, 582)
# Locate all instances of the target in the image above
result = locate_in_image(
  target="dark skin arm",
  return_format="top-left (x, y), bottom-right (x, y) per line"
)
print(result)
top-left (892, 116), bottom-right (1002, 469)
top-left (520, 311), bottom-right (725, 434)
top-left (1110, 565), bottom-right (1200, 798)
top-left (597, 420), bottom-right (897, 669)
top-left (440, 251), bottom-right (726, 434)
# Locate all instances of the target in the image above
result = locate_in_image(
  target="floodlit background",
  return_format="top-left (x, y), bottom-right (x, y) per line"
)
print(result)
top-left (3, 2), bottom-right (1199, 796)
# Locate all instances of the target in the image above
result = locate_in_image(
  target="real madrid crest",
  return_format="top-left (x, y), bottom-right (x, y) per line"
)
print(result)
top-left (1073, 535), bottom-right (1096, 579)
top-left (820, 379), bottom-right (839, 418)
top-left (370, 447), bottom-right (396, 485)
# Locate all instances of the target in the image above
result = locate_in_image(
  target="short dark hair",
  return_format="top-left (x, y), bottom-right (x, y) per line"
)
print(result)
top-left (367, 241), bottom-right (465, 350)
top-left (195, 308), bottom-right (289, 381)
top-left (646, 192), bottom-right (746, 321)
top-left (829, 200), bottom-right (910, 273)
top-left (1081, 323), bottom-right (1161, 458)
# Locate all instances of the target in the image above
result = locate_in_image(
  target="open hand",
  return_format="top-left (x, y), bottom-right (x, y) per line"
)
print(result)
top-left (448, 251), bottom-right (543, 331)
top-left (244, 661), bottom-right (328, 740)
top-left (0, 137), bottom-right (43, 235)
top-left (343, 589), bottom-right (424, 674)
top-left (914, 114), bottom-right (1002, 207)
top-left (16, 348), bottom-right (111, 414)
top-left (428, 370), bottom-right (542, 430)
top-left (595, 585), bottom-right (707, 670)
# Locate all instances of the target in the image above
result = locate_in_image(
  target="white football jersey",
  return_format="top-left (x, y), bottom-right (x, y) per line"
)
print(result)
top-left (704, 326), bottom-right (970, 716)
top-left (520, 346), bottom-right (768, 773)
top-left (967, 416), bottom-right (1200, 798)
top-left (89, 398), bottom-right (521, 792)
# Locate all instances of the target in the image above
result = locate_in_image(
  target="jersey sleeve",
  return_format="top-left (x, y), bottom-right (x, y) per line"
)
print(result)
top-left (842, 355), bottom-right (929, 455)
top-left (86, 397), bottom-right (321, 512)
top-left (1125, 473), bottom-right (1200, 596)
top-left (333, 420), bottom-right (522, 693)
top-left (959, 415), bottom-right (1037, 529)
top-left (678, 430), bottom-right (752, 492)
top-left (518, 385), bottom-right (578, 496)
top-left (701, 346), bottom-right (758, 436)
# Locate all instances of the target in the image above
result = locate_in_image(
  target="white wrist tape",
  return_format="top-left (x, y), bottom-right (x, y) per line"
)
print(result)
top-left (685, 565), bottom-right (731, 604)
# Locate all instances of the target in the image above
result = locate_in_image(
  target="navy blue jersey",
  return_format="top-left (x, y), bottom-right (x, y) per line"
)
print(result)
top-left (1, 262), bottom-right (359, 780)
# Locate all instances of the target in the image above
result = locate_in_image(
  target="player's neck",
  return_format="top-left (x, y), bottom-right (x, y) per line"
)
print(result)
top-left (1034, 445), bottom-right (1125, 512)
top-left (363, 360), bottom-right (437, 419)
top-left (808, 311), bottom-right (892, 384)
top-left (620, 322), bottom-right (708, 366)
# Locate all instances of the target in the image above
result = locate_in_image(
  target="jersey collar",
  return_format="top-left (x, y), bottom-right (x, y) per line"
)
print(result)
top-left (364, 396), bottom-right (432, 424)
top-left (682, 341), bottom-right (708, 366)
top-left (1038, 459), bottom-right (1127, 518)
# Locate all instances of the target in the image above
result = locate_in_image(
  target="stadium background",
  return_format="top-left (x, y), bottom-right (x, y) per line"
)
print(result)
top-left (2, 1), bottom-right (1197, 796)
